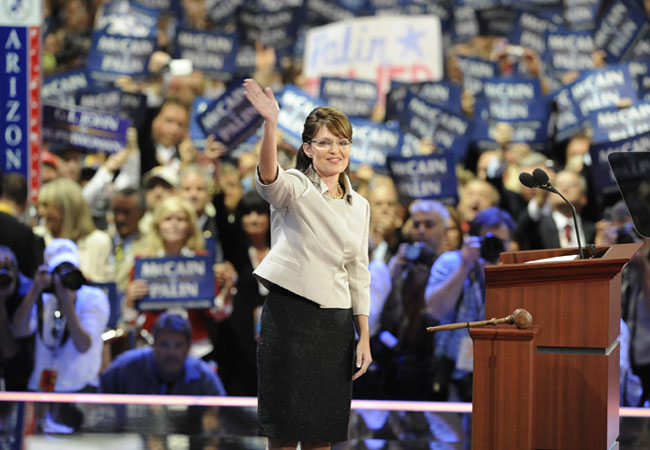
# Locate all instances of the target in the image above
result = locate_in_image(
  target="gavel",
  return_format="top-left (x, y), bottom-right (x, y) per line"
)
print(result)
top-left (426, 308), bottom-right (533, 333)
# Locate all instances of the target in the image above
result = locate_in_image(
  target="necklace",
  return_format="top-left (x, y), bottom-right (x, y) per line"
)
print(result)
top-left (329, 182), bottom-right (344, 199)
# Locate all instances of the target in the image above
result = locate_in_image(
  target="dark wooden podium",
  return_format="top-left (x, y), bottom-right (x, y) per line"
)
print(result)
top-left (478, 243), bottom-right (641, 449)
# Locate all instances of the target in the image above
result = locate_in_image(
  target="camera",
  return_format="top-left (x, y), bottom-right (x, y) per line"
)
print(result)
top-left (405, 242), bottom-right (436, 266)
top-left (43, 263), bottom-right (86, 293)
top-left (478, 233), bottom-right (505, 263)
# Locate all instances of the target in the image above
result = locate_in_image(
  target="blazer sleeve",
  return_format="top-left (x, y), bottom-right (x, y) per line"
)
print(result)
top-left (255, 164), bottom-right (309, 209)
top-left (347, 197), bottom-right (371, 316)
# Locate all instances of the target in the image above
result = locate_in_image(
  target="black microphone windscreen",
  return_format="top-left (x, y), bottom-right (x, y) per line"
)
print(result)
top-left (532, 168), bottom-right (549, 185)
top-left (519, 172), bottom-right (537, 188)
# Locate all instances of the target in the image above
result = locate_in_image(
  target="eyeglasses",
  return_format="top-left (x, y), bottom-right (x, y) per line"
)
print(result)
top-left (307, 139), bottom-right (352, 151)
top-left (413, 220), bottom-right (436, 229)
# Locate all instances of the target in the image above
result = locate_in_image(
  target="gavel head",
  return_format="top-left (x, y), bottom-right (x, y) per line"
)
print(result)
top-left (512, 309), bottom-right (533, 329)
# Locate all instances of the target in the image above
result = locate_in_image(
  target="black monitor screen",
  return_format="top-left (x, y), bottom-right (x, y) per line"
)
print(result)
top-left (608, 151), bottom-right (650, 238)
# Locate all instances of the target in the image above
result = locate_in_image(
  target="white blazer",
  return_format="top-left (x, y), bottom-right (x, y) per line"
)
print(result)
top-left (254, 164), bottom-right (370, 316)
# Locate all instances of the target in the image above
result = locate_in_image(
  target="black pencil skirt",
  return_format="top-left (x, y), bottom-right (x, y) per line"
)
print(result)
top-left (257, 284), bottom-right (355, 443)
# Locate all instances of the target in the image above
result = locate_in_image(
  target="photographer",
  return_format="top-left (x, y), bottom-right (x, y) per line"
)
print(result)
top-left (425, 206), bottom-right (515, 402)
top-left (11, 239), bottom-right (109, 393)
top-left (0, 246), bottom-right (34, 391)
top-left (363, 200), bottom-right (449, 400)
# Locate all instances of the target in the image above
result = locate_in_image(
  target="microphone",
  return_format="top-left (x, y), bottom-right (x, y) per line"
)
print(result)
top-left (519, 168), bottom-right (585, 259)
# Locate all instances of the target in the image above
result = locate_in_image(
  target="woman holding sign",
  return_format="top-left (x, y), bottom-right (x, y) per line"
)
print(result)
top-left (243, 78), bottom-right (372, 449)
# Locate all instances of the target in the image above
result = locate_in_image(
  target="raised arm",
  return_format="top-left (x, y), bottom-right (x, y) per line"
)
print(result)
top-left (243, 78), bottom-right (280, 184)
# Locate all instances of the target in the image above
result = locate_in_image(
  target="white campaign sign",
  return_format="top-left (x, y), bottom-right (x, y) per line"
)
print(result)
top-left (304, 15), bottom-right (443, 100)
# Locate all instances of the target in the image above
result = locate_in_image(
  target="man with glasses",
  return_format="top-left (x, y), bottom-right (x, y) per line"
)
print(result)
top-left (360, 200), bottom-right (449, 400)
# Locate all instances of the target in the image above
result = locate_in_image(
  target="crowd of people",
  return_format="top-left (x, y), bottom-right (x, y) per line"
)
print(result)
top-left (1, 1), bottom-right (650, 433)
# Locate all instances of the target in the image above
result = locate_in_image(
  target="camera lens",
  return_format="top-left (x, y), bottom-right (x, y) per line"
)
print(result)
top-left (480, 235), bottom-right (505, 263)
top-left (0, 272), bottom-right (13, 286)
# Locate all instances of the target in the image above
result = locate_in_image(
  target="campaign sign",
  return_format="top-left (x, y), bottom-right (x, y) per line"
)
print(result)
top-left (207, 0), bottom-right (243, 26)
top-left (589, 131), bottom-right (650, 192)
top-left (594, 0), bottom-right (650, 64)
top-left (277, 84), bottom-right (326, 150)
top-left (476, 7), bottom-right (518, 37)
top-left (198, 81), bottom-right (263, 150)
top-left (387, 153), bottom-right (458, 203)
top-left (174, 28), bottom-right (238, 79)
top-left (508, 10), bottom-right (560, 55)
top-left (449, 5), bottom-right (479, 44)
top-left (304, 15), bottom-right (443, 100)
top-left (237, 2), bottom-right (303, 50)
top-left (454, 54), bottom-right (498, 95)
top-left (564, 0), bottom-right (601, 31)
top-left (134, 255), bottom-right (215, 311)
top-left (543, 28), bottom-right (595, 73)
top-left (190, 96), bottom-right (211, 150)
top-left (569, 65), bottom-right (638, 122)
top-left (74, 87), bottom-right (122, 113)
top-left (319, 77), bottom-right (377, 118)
top-left (0, 16), bottom-right (41, 203)
top-left (43, 69), bottom-right (92, 102)
top-left (551, 82), bottom-right (583, 142)
top-left (400, 92), bottom-right (471, 160)
top-left (42, 103), bottom-right (131, 153)
top-left (348, 118), bottom-right (402, 174)
top-left (306, 0), bottom-right (356, 25)
top-left (385, 80), bottom-right (463, 120)
top-left (589, 101), bottom-right (650, 144)
top-left (480, 77), bottom-right (546, 121)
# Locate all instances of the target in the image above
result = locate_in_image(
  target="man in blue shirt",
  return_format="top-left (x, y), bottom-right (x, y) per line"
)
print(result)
top-left (101, 313), bottom-right (226, 396)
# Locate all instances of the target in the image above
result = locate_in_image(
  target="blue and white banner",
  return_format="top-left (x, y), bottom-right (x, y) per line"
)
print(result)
top-left (319, 77), bottom-right (377, 118)
top-left (43, 69), bottom-right (92, 102)
top-left (42, 103), bottom-right (131, 153)
top-left (87, 2), bottom-right (158, 81)
top-left (1, 5), bottom-right (42, 203)
top-left (593, 0), bottom-right (650, 64)
top-left (476, 7), bottom-right (518, 37)
top-left (207, 0), bottom-right (243, 26)
top-left (74, 87), bottom-right (122, 113)
top-left (348, 118), bottom-right (402, 174)
top-left (198, 80), bottom-right (263, 150)
top-left (400, 92), bottom-right (471, 160)
top-left (237, 1), bottom-right (303, 50)
top-left (190, 96), bottom-right (210, 150)
top-left (552, 82), bottom-right (584, 142)
top-left (276, 84), bottom-right (326, 150)
top-left (304, 15), bottom-right (443, 100)
top-left (174, 28), bottom-right (238, 79)
top-left (454, 54), bottom-right (498, 95)
top-left (543, 28), bottom-right (595, 73)
top-left (563, 0), bottom-right (602, 31)
top-left (450, 5), bottom-right (479, 44)
top-left (589, 101), bottom-right (650, 144)
top-left (385, 80), bottom-right (463, 120)
top-left (387, 153), bottom-right (458, 203)
top-left (479, 77), bottom-right (546, 121)
top-left (508, 10), bottom-right (560, 55)
top-left (569, 65), bottom-right (637, 122)
top-left (306, 0), bottom-right (357, 24)
top-left (134, 255), bottom-right (215, 310)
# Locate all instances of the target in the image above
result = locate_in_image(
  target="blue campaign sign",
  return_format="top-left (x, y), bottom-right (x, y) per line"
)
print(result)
top-left (564, 0), bottom-right (601, 31)
top-left (589, 101), bottom-right (650, 144)
top-left (319, 77), bottom-right (377, 118)
top-left (543, 28), bottom-right (595, 74)
top-left (508, 10), bottom-right (560, 55)
top-left (449, 5), bottom-right (479, 44)
top-left (594, 0), bottom-right (650, 64)
top-left (552, 81), bottom-right (584, 142)
top-left (134, 255), bottom-right (215, 310)
top-left (237, 2), bottom-right (303, 51)
top-left (190, 96), bottom-right (210, 150)
top-left (454, 54), bottom-right (498, 95)
top-left (589, 131), bottom-right (650, 192)
top-left (208, 0), bottom-right (243, 26)
top-left (43, 69), bottom-right (93, 102)
top-left (387, 153), bottom-right (458, 203)
top-left (198, 81), bottom-right (263, 150)
top-left (348, 118), bottom-right (403, 174)
top-left (386, 80), bottom-right (463, 121)
top-left (42, 103), bottom-right (131, 153)
top-left (277, 84), bottom-right (326, 150)
top-left (306, 0), bottom-right (357, 24)
top-left (479, 77), bottom-right (546, 121)
top-left (74, 87), bottom-right (122, 113)
top-left (569, 65), bottom-right (638, 123)
top-left (400, 92), bottom-right (471, 160)
top-left (174, 28), bottom-right (238, 79)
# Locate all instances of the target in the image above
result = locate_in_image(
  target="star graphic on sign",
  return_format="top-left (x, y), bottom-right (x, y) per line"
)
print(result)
top-left (398, 27), bottom-right (425, 58)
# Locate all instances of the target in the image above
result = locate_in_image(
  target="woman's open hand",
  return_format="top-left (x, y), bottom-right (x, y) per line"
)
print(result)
top-left (243, 78), bottom-right (279, 125)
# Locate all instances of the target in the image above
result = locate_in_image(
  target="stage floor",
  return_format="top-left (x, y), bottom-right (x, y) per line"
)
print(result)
top-left (0, 394), bottom-right (648, 449)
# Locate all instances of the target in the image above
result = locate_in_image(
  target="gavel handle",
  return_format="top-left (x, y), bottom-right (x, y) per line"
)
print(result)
top-left (426, 315), bottom-right (514, 332)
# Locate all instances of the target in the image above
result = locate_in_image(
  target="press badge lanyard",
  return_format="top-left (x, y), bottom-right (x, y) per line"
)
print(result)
top-left (37, 294), bottom-right (69, 353)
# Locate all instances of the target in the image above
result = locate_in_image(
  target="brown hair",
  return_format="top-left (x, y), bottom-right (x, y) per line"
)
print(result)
top-left (297, 106), bottom-right (352, 174)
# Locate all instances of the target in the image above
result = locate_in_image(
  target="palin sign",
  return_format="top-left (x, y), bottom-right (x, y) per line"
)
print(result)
top-left (134, 255), bottom-right (215, 310)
